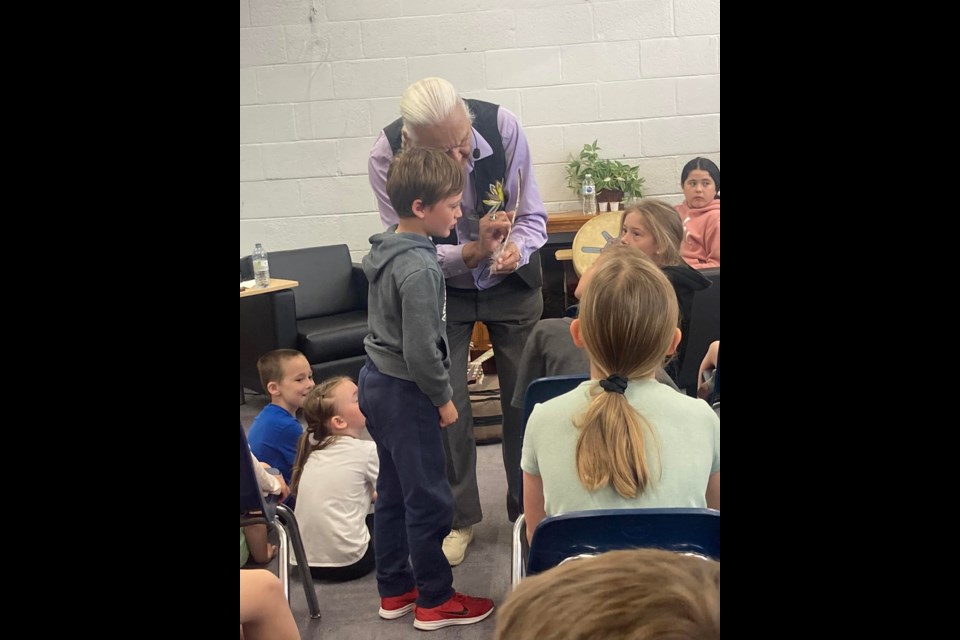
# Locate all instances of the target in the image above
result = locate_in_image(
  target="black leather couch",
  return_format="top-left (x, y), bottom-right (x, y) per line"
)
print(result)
top-left (240, 244), bottom-right (369, 397)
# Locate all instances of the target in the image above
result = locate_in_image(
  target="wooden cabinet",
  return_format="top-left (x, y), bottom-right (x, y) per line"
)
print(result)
top-left (541, 211), bottom-right (595, 317)
top-left (546, 211), bottom-right (595, 234)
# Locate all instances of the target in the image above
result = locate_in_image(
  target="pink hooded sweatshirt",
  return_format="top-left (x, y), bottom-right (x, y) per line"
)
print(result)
top-left (675, 199), bottom-right (720, 269)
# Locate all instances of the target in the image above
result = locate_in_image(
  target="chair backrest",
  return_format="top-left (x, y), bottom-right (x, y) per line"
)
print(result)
top-left (265, 245), bottom-right (362, 320)
top-left (522, 374), bottom-right (590, 434)
top-left (526, 508), bottom-right (720, 577)
top-left (677, 267), bottom-right (720, 395)
top-left (240, 421), bottom-right (269, 525)
top-left (519, 374), bottom-right (590, 513)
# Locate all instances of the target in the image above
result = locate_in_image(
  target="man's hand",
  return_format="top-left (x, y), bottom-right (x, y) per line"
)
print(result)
top-left (493, 241), bottom-right (520, 273)
top-left (462, 211), bottom-right (513, 268)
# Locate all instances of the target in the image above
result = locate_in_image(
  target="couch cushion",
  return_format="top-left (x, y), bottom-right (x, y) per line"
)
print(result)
top-left (267, 245), bottom-right (362, 319)
top-left (298, 311), bottom-right (369, 363)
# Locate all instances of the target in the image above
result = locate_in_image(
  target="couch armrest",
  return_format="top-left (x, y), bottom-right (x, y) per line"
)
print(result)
top-left (351, 263), bottom-right (369, 311)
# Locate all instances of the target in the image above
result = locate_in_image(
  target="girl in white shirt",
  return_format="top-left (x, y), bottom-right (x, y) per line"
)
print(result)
top-left (290, 377), bottom-right (379, 581)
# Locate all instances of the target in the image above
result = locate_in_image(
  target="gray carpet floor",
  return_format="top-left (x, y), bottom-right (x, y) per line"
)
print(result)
top-left (241, 390), bottom-right (513, 639)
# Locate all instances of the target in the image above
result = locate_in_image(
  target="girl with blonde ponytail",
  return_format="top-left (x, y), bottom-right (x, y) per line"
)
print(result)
top-left (291, 377), bottom-right (380, 582)
top-left (521, 248), bottom-right (720, 543)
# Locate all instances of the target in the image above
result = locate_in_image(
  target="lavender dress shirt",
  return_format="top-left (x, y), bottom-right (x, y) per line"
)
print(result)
top-left (368, 107), bottom-right (548, 290)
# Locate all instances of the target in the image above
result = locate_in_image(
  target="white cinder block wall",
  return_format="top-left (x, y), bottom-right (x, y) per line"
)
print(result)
top-left (240, 0), bottom-right (720, 261)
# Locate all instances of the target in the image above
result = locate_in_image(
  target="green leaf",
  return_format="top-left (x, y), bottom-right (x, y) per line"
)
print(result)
top-left (564, 140), bottom-right (645, 199)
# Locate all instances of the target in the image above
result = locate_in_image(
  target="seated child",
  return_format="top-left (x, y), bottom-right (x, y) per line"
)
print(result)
top-left (495, 548), bottom-right (719, 640)
top-left (241, 450), bottom-right (289, 566)
top-left (247, 349), bottom-right (315, 483)
top-left (522, 249), bottom-right (720, 543)
top-left (290, 377), bottom-right (379, 582)
top-left (512, 243), bottom-right (681, 412)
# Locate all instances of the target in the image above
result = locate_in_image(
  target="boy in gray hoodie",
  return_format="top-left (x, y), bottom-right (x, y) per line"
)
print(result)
top-left (358, 147), bottom-right (495, 631)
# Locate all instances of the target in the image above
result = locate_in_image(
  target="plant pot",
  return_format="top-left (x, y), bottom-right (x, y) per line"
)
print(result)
top-left (597, 188), bottom-right (624, 212)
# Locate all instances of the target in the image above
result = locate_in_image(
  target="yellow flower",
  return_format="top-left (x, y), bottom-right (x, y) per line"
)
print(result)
top-left (482, 180), bottom-right (505, 210)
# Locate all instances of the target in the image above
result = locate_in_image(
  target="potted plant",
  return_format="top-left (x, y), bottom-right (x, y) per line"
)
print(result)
top-left (565, 140), bottom-right (645, 212)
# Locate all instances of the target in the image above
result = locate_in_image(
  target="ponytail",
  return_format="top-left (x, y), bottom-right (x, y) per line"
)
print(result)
top-left (575, 379), bottom-right (659, 498)
top-left (288, 376), bottom-right (349, 496)
top-left (573, 250), bottom-right (678, 498)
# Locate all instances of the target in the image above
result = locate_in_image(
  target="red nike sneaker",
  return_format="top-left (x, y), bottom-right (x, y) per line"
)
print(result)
top-left (413, 592), bottom-right (494, 630)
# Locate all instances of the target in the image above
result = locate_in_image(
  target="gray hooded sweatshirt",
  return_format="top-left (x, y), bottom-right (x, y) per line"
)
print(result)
top-left (362, 225), bottom-right (453, 407)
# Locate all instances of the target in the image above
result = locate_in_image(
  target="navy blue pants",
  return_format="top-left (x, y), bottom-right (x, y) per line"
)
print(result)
top-left (358, 360), bottom-right (455, 608)
top-left (445, 278), bottom-right (543, 525)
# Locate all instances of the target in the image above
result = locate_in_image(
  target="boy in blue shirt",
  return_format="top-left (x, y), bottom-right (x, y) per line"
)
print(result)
top-left (247, 349), bottom-right (315, 483)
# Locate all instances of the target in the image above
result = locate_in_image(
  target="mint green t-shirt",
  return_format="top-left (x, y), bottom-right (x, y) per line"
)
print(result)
top-left (239, 529), bottom-right (250, 568)
top-left (521, 379), bottom-right (720, 516)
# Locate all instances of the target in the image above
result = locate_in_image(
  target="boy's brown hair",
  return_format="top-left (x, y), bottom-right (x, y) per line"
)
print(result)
top-left (256, 349), bottom-right (305, 393)
top-left (386, 146), bottom-right (464, 218)
top-left (496, 548), bottom-right (720, 640)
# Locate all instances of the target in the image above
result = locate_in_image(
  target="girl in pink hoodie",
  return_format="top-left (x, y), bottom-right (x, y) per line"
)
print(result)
top-left (675, 158), bottom-right (720, 269)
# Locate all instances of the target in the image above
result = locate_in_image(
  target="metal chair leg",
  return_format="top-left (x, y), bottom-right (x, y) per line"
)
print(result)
top-left (277, 503), bottom-right (321, 619)
top-left (511, 513), bottom-right (526, 589)
top-left (274, 521), bottom-right (290, 601)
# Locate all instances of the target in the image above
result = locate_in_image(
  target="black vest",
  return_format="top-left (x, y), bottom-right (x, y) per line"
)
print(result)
top-left (382, 99), bottom-right (541, 289)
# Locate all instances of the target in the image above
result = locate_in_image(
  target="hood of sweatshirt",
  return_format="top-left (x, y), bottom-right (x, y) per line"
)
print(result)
top-left (362, 225), bottom-right (438, 283)
top-left (662, 261), bottom-right (712, 294)
top-left (676, 198), bottom-right (721, 221)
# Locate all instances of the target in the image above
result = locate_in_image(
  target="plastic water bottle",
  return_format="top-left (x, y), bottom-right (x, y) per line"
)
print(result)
top-left (253, 243), bottom-right (270, 288)
top-left (582, 173), bottom-right (596, 215)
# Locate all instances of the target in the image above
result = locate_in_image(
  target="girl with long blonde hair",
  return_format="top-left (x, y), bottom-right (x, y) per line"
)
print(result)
top-left (521, 249), bottom-right (719, 542)
top-left (618, 198), bottom-right (712, 380)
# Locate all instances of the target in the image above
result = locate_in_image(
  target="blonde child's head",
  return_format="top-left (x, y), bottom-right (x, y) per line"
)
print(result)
top-left (495, 548), bottom-right (720, 640)
top-left (570, 249), bottom-right (680, 498)
top-left (618, 198), bottom-right (684, 267)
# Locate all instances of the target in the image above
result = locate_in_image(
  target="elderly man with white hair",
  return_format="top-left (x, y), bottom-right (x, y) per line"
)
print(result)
top-left (369, 77), bottom-right (547, 566)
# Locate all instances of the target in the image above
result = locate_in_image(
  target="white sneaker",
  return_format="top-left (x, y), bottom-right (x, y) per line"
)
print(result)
top-left (442, 527), bottom-right (474, 566)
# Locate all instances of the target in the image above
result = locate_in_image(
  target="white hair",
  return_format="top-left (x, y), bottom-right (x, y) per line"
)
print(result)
top-left (400, 77), bottom-right (474, 142)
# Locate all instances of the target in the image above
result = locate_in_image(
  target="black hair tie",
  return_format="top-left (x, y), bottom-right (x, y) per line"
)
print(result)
top-left (599, 374), bottom-right (628, 395)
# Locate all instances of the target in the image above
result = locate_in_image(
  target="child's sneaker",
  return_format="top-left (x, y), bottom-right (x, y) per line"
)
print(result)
top-left (413, 592), bottom-right (494, 630)
top-left (379, 586), bottom-right (419, 619)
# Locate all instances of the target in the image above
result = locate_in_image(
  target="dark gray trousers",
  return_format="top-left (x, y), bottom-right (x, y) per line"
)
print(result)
top-left (445, 276), bottom-right (543, 527)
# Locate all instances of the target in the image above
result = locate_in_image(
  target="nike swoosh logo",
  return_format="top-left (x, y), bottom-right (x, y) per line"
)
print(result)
top-left (445, 606), bottom-right (471, 617)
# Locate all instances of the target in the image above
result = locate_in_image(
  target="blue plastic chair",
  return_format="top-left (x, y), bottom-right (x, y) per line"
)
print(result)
top-left (512, 507), bottom-right (719, 587)
top-left (240, 422), bottom-right (320, 618)
top-left (518, 374), bottom-right (590, 515)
